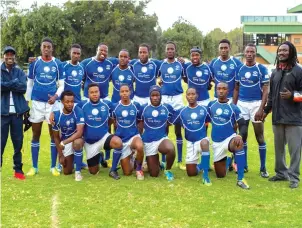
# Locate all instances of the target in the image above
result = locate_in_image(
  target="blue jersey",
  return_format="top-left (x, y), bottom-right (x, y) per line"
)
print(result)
top-left (184, 62), bottom-right (212, 101)
top-left (28, 57), bottom-right (65, 102)
top-left (210, 57), bottom-right (243, 98)
top-left (159, 59), bottom-right (184, 96)
top-left (81, 57), bottom-right (118, 99)
top-left (139, 103), bottom-right (175, 142)
top-left (112, 101), bottom-right (140, 142)
top-left (130, 59), bottom-right (161, 98)
top-left (80, 99), bottom-right (112, 144)
top-left (52, 105), bottom-right (85, 141)
top-left (111, 65), bottom-right (135, 103)
top-left (63, 61), bottom-right (84, 103)
top-left (179, 105), bottom-right (210, 142)
top-left (236, 63), bottom-right (269, 102)
top-left (208, 100), bottom-right (242, 142)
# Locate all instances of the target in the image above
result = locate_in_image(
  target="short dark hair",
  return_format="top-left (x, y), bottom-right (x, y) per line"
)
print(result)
top-left (219, 39), bottom-right (230, 46)
top-left (245, 43), bottom-right (257, 52)
top-left (41, 37), bottom-right (53, 45)
top-left (88, 83), bottom-right (99, 90)
top-left (120, 83), bottom-right (130, 90)
top-left (98, 43), bottom-right (108, 48)
top-left (71, 43), bottom-right (81, 49)
top-left (186, 87), bottom-right (197, 93)
top-left (166, 41), bottom-right (177, 50)
top-left (139, 43), bottom-right (150, 52)
top-left (119, 49), bottom-right (129, 56)
top-left (60, 90), bottom-right (75, 101)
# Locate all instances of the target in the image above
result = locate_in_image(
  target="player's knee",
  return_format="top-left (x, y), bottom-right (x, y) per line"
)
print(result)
top-left (111, 137), bottom-right (123, 149)
top-left (216, 171), bottom-right (226, 178)
top-left (63, 169), bottom-right (72, 175)
top-left (73, 139), bottom-right (84, 151)
top-left (89, 168), bottom-right (99, 175)
top-left (149, 168), bottom-right (159, 177)
top-left (200, 139), bottom-right (209, 151)
top-left (187, 170), bottom-right (198, 176)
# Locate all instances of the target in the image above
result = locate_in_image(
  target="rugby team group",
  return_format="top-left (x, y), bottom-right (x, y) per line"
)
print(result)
top-left (2, 37), bottom-right (301, 190)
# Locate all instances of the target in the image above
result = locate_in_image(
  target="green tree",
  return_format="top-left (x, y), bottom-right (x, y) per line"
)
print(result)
top-left (227, 27), bottom-right (243, 55)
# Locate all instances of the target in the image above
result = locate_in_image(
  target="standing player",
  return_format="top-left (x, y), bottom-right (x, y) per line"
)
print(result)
top-left (179, 88), bottom-right (211, 186)
top-left (130, 43), bottom-right (161, 105)
top-left (111, 49), bottom-right (135, 103)
top-left (139, 85), bottom-right (176, 181)
top-left (210, 39), bottom-right (243, 102)
top-left (52, 91), bottom-right (85, 181)
top-left (183, 47), bottom-right (212, 106)
top-left (111, 84), bottom-right (144, 180)
top-left (159, 41), bottom-right (185, 170)
top-left (233, 43), bottom-right (269, 178)
top-left (208, 82), bottom-right (250, 189)
top-left (26, 37), bottom-right (65, 176)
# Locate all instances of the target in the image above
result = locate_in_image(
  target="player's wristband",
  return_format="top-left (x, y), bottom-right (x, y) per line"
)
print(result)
top-left (60, 141), bottom-right (65, 147)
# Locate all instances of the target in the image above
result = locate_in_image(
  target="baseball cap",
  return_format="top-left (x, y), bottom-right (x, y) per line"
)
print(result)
top-left (3, 46), bottom-right (16, 55)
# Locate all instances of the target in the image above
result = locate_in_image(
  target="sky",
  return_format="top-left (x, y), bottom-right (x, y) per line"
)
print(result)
top-left (16, 0), bottom-right (302, 33)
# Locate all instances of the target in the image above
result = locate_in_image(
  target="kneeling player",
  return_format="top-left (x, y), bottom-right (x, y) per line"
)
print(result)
top-left (52, 91), bottom-right (85, 181)
top-left (139, 85), bottom-right (176, 181)
top-left (179, 88), bottom-right (211, 186)
top-left (208, 82), bottom-right (249, 190)
top-left (81, 83), bottom-right (123, 177)
top-left (111, 84), bottom-right (144, 180)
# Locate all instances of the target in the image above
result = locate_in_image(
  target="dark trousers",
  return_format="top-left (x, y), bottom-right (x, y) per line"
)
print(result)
top-left (1, 114), bottom-right (24, 173)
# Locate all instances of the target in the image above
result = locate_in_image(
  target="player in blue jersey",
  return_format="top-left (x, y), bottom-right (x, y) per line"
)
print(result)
top-left (158, 41), bottom-right (185, 170)
top-left (26, 37), bottom-right (65, 177)
top-left (210, 39), bottom-right (243, 103)
top-left (183, 47), bottom-right (212, 106)
top-left (233, 43), bottom-right (269, 178)
top-left (111, 49), bottom-right (135, 103)
top-left (81, 83), bottom-right (123, 178)
top-left (52, 91), bottom-right (85, 181)
top-left (179, 88), bottom-right (212, 186)
top-left (111, 84), bottom-right (144, 180)
top-left (130, 43), bottom-right (161, 105)
top-left (208, 82), bottom-right (250, 189)
top-left (139, 85), bottom-right (176, 181)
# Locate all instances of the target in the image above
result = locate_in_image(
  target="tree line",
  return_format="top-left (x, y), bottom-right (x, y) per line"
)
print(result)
top-left (1, 0), bottom-right (243, 65)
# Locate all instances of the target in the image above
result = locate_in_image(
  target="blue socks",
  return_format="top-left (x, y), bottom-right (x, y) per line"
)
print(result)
top-left (105, 149), bottom-right (111, 160)
top-left (235, 150), bottom-right (245, 181)
top-left (74, 149), bottom-right (83, 172)
top-left (111, 150), bottom-right (122, 172)
top-left (31, 140), bottom-right (40, 169)
top-left (243, 141), bottom-right (248, 168)
top-left (259, 143), bottom-right (266, 170)
top-left (201, 152), bottom-right (210, 179)
top-left (51, 139), bottom-right (57, 168)
top-left (136, 160), bottom-right (142, 171)
top-left (176, 137), bottom-right (183, 163)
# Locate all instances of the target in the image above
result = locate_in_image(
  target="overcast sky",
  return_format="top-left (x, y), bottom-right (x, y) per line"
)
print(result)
top-left (17, 0), bottom-right (302, 33)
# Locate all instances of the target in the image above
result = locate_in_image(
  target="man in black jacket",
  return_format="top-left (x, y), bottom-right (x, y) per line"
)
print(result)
top-left (1, 46), bottom-right (29, 180)
top-left (258, 41), bottom-right (302, 189)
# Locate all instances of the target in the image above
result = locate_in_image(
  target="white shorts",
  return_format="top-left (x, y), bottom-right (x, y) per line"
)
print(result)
top-left (120, 134), bottom-right (141, 160)
top-left (186, 137), bottom-right (209, 164)
top-left (197, 99), bottom-right (211, 107)
top-left (63, 142), bottom-right (74, 157)
top-left (237, 100), bottom-right (262, 123)
top-left (29, 100), bottom-right (56, 124)
top-left (133, 95), bottom-right (149, 105)
top-left (213, 97), bottom-right (233, 104)
top-left (162, 94), bottom-right (184, 110)
top-left (144, 137), bottom-right (169, 157)
top-left (212, 133), bottom-right (236, 162)
top-left (84, 133), bottom-right (111, 160)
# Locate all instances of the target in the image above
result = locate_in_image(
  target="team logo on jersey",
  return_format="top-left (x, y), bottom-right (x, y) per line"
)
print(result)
top-left (100, 106), bottom-right (106, 112)
top-left (149, 64), bottom-right (154, 70)
top-left (216, 108), bottom-right (223, 116)
top-left (97, 67), bottom-right (103, 73)
top-left (66, 120), bottom-right (71, 126)
top-left (106, 65), bottom-right (111, 70)
top-left (175, 65), bottom-right (180, 71)
top-left (167, 67), bottom-right (174, 74)
top-left (160, 109), bottom-right (166, 115)
top-left (245, 72), bottom-right (251, 79)
top-left (127, 75), bottom-right (132, 80)
top-left (70, 118), bottom-right (74, 123)
top-left (80, 118), bottom-right (84, 122)
top-left (118, 75), bottom-right (125, 81)
top-left (252, 71), bottom-right (258, 76)
top-left (71, 70), bottom-right (78, 77)
top-left (130, 110), bottom-right (135, 115)
top-left (92, 108), bottom-right (99, 115)
top-left (230, 64), bottom-right (235, 70)
top-left (220, 64), bottom-right (227, 72)
top-left (265, 74), bottom-right (269, 79)
top-left (141, 66), bottom-right (148, 73)
top-left (191, 112), bottom-right (197, 120)
top-left (152, 110), bottom-right (159, 117)
top-left (223, 109), bottom-right (229, 115)
top-left (79, 70), bottom-right (83, 75)
top-left (44, 66), bottom-right (50, 73)
top-left (196, 71), bottom-right (202, 77)
top-left (200, 109), bottom-right (205, 115)
top-left (122, 110), bottom-right (128, 117)
top-left (204, 70), bottom-right (209, 75)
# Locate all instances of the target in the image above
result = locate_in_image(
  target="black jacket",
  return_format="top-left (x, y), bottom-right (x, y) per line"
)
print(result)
top-left (264, 65), bottom-right (302, 125)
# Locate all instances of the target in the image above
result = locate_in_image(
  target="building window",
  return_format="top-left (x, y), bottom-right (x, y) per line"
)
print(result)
top-left (294, 38), bottom-right (301, 44)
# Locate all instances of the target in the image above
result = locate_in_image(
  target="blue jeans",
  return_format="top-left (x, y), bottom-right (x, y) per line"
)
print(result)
top-left (1, 114), bottom-right (24, 173)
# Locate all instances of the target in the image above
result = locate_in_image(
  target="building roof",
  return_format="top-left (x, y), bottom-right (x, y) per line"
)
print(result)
top-left (244, 23), bottom-right (302, 34)
top-left (287, 4), bottom-right (302, 13)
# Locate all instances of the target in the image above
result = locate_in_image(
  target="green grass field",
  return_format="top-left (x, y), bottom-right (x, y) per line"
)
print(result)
top-left (2, 86), bottom-right (302, 227)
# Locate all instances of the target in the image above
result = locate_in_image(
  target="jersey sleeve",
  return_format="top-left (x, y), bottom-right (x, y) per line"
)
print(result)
top-left (138, 104), bottom-right (147, 120)
top-left (165, 104), bottom-right (179, 124)
top-left (28, 60), bottom-right (36, 79)
top-left (259, 64), bottom-right (270, 84)
top-left (232, 104), bottom-right (243, 122)
top-left (52, 111), bottom-right (60, 131)
top-left (75, 106), bottom-right (85, 125)
top-left (56, 59), bottom-right (66, 80)
top-left (183, 62), bottom-right (189, 77)
top-left (111, 102), bottom-right (118, 119)
top-left (209, 59), bottom-right (216, 80)
top-left (108, 57), bottom-right (119, 67)
top-left (153, 59), bottom-right (163, 76)
top-left (133, 102), bottom-right (141, 118)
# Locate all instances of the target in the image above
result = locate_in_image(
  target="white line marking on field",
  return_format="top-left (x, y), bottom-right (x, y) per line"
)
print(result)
top-left (51, 194), bottom-right (59, 228)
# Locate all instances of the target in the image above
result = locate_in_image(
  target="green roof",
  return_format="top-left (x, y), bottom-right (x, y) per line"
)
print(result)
top-left (244, 23), bottom-right (302, 34)
top-left (287, 4), bottom-right (302, 13)
top-left (257, 46), bottom-right (276, 64)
